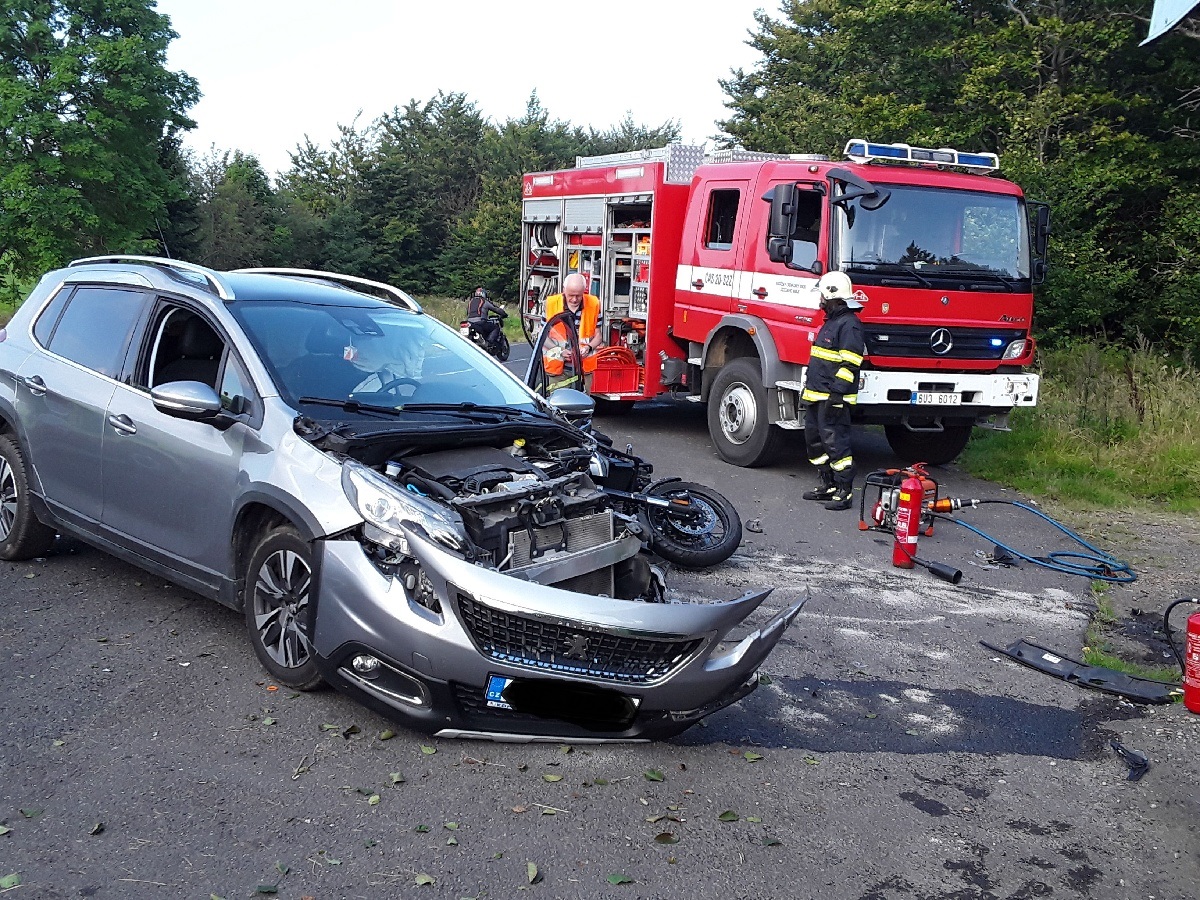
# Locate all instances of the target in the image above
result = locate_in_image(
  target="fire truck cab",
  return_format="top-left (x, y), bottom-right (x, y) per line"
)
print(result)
top-left (520, 140), bottom-right (1048, 466)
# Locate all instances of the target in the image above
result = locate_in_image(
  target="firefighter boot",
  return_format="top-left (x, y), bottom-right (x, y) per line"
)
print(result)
top-left (823, 486), bottom-right (853, 512)
top-left (802, 470), bottom-right (836, 502)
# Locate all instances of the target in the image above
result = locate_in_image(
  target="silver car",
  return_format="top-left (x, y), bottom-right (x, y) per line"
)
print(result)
top-left (0, 257), bottom-right (802, 741)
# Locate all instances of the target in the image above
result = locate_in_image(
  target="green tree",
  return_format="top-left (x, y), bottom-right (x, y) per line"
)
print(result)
top-left (356, 92), bottom-right (488, 291)
top-left (438, 94), bottom-right (680, 300)
top-left (194, 150), bottom-right (282, 270)
top-left (0, 0), bottom-right (198, 277)
top-left (719, 0), bottom-right (1200, 356)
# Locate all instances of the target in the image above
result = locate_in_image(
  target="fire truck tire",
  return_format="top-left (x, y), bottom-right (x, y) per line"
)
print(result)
top-left (707, 358), bottom-right (785, 467)
top-left (884, 423), bottom-right (973, 466)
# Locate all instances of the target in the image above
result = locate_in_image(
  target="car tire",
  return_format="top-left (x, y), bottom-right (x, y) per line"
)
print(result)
top-left (0, 434), bottom-right (57, 561)
top-left (244, 525), bottom-right (324, 691)
top-left (707, 357), bottom-right (785, 467)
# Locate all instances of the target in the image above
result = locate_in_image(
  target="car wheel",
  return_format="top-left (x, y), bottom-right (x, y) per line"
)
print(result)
top-left (244, 525), bottom-right (324, 690)
top-left (707, 357), bottom-right (785, 467)
top-left (0, 434), bottom-right (56, 561)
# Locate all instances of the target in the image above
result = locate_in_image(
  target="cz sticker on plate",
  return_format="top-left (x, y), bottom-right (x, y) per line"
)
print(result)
top-left (485, 674), bottom-right (513, 709)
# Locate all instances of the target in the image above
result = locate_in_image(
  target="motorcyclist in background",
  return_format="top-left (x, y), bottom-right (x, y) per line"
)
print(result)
top-left (465, 287), bottom-right (507, 354)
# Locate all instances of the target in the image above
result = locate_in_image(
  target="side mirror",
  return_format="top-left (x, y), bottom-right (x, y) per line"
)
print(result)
top-left (1031, 258), bottom-right (1047, 285)
top-left (547, 387), bottom-right (595, 424)
top-left (1033, 203), bottom-right (1051, 257)
top-left (762, 183), bottom-right (799, 263)
top-left (151, 381), bottom-right (231, 428)
top-left (827, 167), bottom-right (891, 211)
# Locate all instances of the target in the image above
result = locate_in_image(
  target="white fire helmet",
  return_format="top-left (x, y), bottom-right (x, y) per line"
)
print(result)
top-left (817, 271), bottom-right (864, 308)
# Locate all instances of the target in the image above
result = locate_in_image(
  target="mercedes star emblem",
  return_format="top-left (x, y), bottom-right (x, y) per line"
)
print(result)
top-left (930, 328), bottom-right (954, 355)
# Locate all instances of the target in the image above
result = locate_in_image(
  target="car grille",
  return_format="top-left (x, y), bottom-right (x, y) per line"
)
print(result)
top-left (455, 594), bottom-right (702, 684)
top-left (863, 325), bottom-right (1025, 360)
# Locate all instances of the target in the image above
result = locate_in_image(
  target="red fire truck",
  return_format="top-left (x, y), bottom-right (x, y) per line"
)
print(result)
top-left (519, 140), bottom-right (1048, 466)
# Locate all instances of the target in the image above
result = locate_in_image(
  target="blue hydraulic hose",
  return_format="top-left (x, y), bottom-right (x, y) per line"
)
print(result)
top-left (933, 500), bottom-right (1137, 583)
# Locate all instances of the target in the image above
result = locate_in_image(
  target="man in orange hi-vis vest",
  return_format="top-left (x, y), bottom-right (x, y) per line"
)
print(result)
top-left (544, 273), bottom-right (604, 376)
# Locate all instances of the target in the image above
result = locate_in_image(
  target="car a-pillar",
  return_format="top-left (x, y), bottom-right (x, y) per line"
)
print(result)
top-left (700, 319), bottom-right (796, 468)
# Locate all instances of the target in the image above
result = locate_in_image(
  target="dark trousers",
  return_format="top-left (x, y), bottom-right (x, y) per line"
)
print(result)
top-left (803, 400), bottom-right (854, 489)
top-left (470, 317), bottom-right (501, 347)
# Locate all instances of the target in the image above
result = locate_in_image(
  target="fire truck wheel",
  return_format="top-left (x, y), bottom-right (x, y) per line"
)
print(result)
top-left (707, 357), bottom-right (785, 467)
top-left (884, 423), bottom-right (972, 466)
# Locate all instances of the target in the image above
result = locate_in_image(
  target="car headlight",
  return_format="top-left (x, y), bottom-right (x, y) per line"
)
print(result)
top-left (341, 461), bottom-right (469, 556)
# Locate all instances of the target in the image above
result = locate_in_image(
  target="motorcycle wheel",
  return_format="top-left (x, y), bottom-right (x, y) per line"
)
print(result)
top-left (644, 481), bottom-right (742, 568)
top-left (494, 331), bottom-right (511, 362)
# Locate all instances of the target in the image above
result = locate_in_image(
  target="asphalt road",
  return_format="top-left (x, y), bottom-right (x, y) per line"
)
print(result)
top-left (2, 359), bottom-right (1197, 899)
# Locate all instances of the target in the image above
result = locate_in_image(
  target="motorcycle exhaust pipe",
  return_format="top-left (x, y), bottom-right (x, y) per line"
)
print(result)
top-left (912, 556), bottom-right (963, 585)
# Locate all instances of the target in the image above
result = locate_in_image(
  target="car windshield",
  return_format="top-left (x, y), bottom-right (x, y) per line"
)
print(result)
top-left (834, 185), bottom-right (1030, 280)
top-left (230, 300), bottom-right (539, 411)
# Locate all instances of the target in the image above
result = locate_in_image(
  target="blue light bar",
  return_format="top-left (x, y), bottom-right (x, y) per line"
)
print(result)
top-left (990, 338), bottom-right (1004, 347)
top-left (844, 139), bottom-right (1000, 173)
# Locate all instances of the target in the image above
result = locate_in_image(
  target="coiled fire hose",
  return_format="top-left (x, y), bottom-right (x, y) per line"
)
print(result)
top-left (929, 498), bottom-right (1136, 583)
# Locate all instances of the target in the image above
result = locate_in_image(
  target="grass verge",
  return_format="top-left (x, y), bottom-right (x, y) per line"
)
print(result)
top-left (960, 342), bottom-right (1200, 514)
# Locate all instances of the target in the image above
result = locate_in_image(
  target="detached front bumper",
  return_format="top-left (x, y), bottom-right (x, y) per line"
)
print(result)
top-left (310, 532), bottom-right (805, 741)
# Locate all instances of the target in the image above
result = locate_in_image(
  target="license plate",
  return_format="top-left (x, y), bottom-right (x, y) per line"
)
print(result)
top-left (913, 391), bottom-right (961, 406)
top-left (459, 324), bottom-right (471, 336)
top-left (485, 674), bottom-right (512, 709)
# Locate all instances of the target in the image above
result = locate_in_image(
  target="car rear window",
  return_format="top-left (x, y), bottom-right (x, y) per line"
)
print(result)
top-left (46, 286), bottom-right (148, 378)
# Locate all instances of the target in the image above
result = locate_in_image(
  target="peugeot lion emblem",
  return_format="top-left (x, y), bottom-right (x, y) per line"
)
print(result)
top-left (564, 634), bottom-right (590, 660)
top-left (930, 328), bottom-right (954, 355)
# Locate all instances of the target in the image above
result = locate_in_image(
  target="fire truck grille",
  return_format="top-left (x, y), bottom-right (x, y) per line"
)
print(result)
top-left (863, 326), bottom-right (1026, 360)
top-left (455, 594), bottom-right (702, 684)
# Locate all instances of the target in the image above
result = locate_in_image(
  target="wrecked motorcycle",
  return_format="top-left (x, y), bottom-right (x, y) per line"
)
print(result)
top-left (588, 436), bottom-right (742, 569)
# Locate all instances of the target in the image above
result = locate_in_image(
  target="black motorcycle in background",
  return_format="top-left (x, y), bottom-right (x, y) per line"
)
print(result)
top-left (461, 290), bottom-right (511, 362)
top-left (460, 317), bottom-right (511, 361)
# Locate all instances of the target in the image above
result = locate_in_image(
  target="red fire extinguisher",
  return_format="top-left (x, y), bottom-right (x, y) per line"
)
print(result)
top-left (891, 471), bottom-right (925, 569)
top-left (1185, 611), bottom-right (1200, 714)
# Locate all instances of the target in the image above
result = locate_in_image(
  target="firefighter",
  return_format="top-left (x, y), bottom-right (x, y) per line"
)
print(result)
top-left (545, 273), bottom-right (604, 367)
top-left (465, 287), bottom-right (506, 353)
top-left (801, 271), bottom-right (866, 511)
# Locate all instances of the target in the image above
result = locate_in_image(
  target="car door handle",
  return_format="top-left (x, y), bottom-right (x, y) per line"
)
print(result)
top-left (21, 374), bottom-right (47, 395)
top-left (107, 414), bottom-right (137, 435)
top-left (752, 287), bottom-right (769, 299)
top-left (691, 279), bottom-right (704, 289)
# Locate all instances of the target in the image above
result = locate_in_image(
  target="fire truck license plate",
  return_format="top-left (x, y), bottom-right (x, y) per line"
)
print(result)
top-left (913, 392), bottom-right (961, 405)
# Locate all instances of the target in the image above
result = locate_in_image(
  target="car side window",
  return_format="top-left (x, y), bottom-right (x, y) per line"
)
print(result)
top-left (218, 354), bottom-right (254, 415)
top-left (45, 286), bottom-right (148, 378)
top-left (32, 289), bottom-right (71, 347)
top-left (788, 191), bottom-right (823, 271)
top-left (704, 189), bottom-right (740, 250)
top-left (148, 307), bottom-right (226, 390)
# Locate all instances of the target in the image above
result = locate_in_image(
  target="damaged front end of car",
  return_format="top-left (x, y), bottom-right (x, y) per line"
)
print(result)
top-left (300, 416), bottom-right (804, 740)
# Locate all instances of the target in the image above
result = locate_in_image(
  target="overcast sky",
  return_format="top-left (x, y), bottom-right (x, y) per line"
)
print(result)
top-left (154, 1), bottom-right (774, 178)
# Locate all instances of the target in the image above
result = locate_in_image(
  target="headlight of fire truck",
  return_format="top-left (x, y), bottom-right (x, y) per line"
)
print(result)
top-left (1001, 339), bottom-right (1028, 361)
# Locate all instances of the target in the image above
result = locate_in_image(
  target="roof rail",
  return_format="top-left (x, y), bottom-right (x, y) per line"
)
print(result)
top-left (68, 255), bottom-right (235, 300)
top-left (232, 268), bottom-right (422, 312)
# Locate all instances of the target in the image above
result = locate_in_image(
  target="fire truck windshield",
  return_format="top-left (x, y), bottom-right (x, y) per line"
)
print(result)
top-left (834, 186), bottom-right (1030, 284)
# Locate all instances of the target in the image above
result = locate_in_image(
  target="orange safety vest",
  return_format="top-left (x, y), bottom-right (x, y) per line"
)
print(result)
top-left (544, 293), bottom-right (601, 373)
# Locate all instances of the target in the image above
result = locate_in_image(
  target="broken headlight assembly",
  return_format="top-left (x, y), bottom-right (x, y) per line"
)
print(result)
top-left (341, 460), bottom-right (469, 557)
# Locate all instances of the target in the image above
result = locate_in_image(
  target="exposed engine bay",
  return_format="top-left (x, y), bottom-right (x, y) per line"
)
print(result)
top-left (297, 418), bottom-right (663, 602)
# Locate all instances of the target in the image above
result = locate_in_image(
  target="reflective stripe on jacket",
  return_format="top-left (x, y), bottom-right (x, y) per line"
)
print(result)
top-left (801, 305), bottom-right (865, 404)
